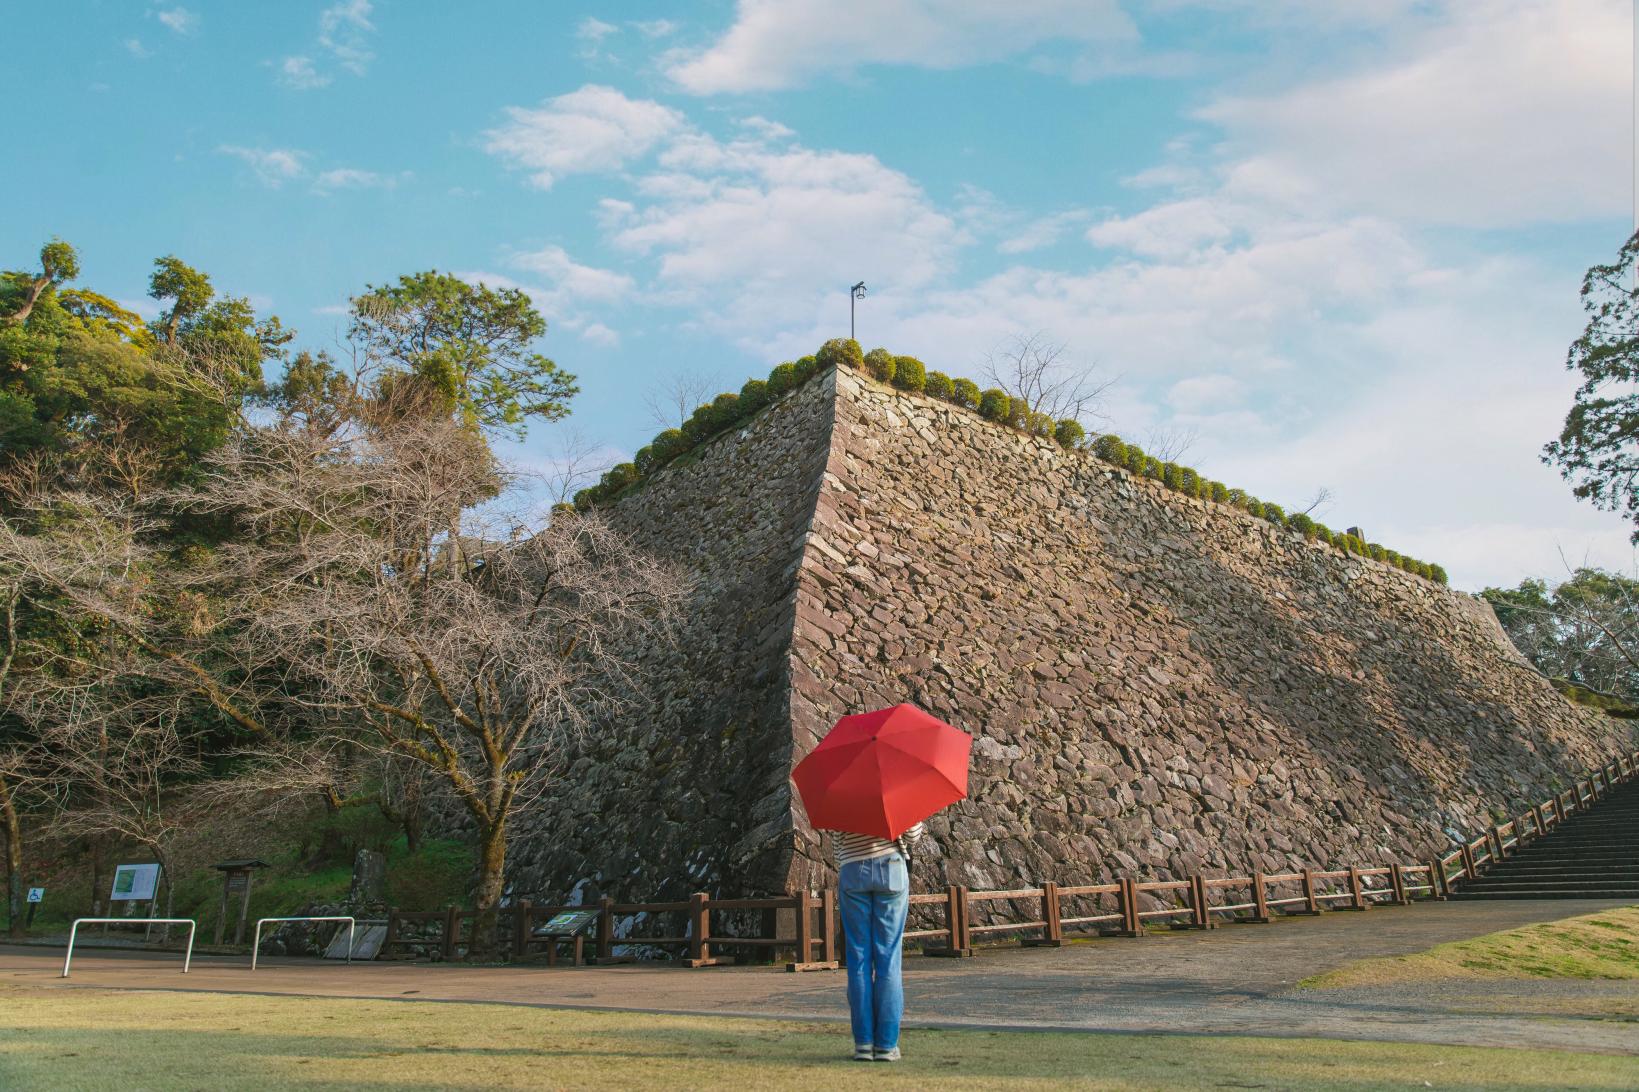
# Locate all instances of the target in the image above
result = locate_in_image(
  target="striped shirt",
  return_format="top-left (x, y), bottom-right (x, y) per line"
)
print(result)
top-left (831, 823), bottom-right (925, 866)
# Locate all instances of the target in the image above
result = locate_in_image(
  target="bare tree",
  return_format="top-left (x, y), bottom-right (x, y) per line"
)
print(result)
top-left (1299, 486), bottom-right (1334, 518)
top-left (531, 425), bottom-right (616, 509)
top-left (1140, 425), bottom-right (1199, 464)
top-left (642, 370), bottom-right (719, 432)
top-left (983, 332), bottom-right (1114, 423)
top-left (168, 417), bottom-right (687, 950)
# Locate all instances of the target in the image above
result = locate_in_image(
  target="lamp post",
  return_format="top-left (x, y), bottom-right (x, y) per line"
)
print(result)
top-left (850, 281), bottom-right (866, 341)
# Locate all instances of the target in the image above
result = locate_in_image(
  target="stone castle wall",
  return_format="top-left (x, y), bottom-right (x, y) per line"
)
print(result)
top-left (787, 369), bottom-right (1630, 892)
top-left (512, 365), bottom-right (1634, 902)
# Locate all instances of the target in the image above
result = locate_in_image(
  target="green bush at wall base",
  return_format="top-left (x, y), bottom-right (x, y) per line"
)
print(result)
top-left (979, 388), bottom-right (1011, 421)
top-left (767, 362), bottom-right (798, 397)
top-left (864, 347), bottom-right (896, 383)
top-left (815, 340), bottom-right (861, 373)
top-left (739, 378), bottom-right (770, 414)
top-left (892, 356), bottom-right (927, 392)
top-left (925, 371), bottom-right (955, 400)
top-left (1094, 433), bottom-right (1126, 463)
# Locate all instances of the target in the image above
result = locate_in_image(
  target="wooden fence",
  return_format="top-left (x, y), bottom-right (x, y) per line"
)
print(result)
top-left (382, 748), bottom-right (1639, 970)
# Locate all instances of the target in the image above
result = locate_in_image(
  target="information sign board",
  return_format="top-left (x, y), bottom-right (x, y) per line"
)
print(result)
top-left (26, 888), bottom-right (44, 903)
top-left (535, 910), bottom-right (598, 936)
top-left (110, 863), bottom-right (161, 901)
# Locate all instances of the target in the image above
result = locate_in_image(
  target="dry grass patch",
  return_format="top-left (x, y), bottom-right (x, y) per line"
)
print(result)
top-left (1303, 905), bottom-right (1639, 990)
top-left (2, 985), bottom-right (1638, 1090)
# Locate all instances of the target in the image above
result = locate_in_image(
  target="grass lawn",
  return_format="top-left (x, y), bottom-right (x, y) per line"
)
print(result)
top-left (2, 986), bottom-right (1637, 1090)
top-left (1302, 905), bottom-right (1639, 989)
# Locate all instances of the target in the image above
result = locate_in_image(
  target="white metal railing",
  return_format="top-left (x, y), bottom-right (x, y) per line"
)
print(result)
top-left (250, 916), bottom-right (356, 971)
top-left (62, 918), bottom-right (197, 978)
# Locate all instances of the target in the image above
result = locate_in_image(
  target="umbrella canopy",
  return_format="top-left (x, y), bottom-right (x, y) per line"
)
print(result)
top-left (792, 704), bottom-right (972, 839)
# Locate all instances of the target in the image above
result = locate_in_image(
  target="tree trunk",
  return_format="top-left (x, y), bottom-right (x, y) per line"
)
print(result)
top-left (88, 835), bottom-right (107, 918)
top-left (2, 778), bottom-right (22, 937)
top-left (470, 820), bottom-right (506, 960)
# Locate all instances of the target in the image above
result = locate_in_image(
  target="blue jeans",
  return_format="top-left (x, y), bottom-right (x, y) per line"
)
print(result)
top-left (839, 854), bottom-right (909, 1051)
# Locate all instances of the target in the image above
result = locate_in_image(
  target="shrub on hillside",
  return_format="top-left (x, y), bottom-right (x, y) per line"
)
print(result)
top-left (1287, 512), bottom-right (1314, 536)
top-left (925, 370), bottom-right (955, 400)
top-left (1162, 462), bottom-right (1183, 490)
top-left (682, 404), bottom-right (714, 445)
top-left (1313, 527), bottom-right (1334, 545)
top-left (1006, 396), bottom-right (1031, 429)
top-left (1261, 502), bottom-right (1285, 523)
top-left (767, 362), bottom-right (798, 397)
top-left (651, 428), bottom-right (687, 461)
top-left (602, 462), bottom-right (637, 492)
top-left (1178, 466), bottom-right (1201, 496)
top-left (1028, 411), bottom-right (1054, 438)
top-left (979, 388), bottom-right (1011, 421)
top-left (1384, 548), bottom-right (1402, 567)
top-left (739, 378), bottom-right (770, 414)
top-left (1430, 563), bottom-right (1449, 584)
top-left (1226, 488), bottom-right (1248, 508)
top-left (711, 391), bottom-right (742, 427)
top-left (1054, 419), bottom-right (1085, 448)
top-left (815, 339), bottom-right (862, 373)
top-left (633, 445), bottom-right (657, 475)
top-left (573, 488), bottom-right (595, 513)
top-left (1209, 481), bottom-right (1229, 503)
top-left (1368, 543), bottom-right (1387, 562)
top-left (793, 354), bottom-right (820, 381)
top-left (952, 378), bottom-right (981, 409)
top-left (1093, 433), bottom-right (1127, 464)
top-left (1143, 456), bottom-right (1163, 480)
top-left (893, 355), bottom-right (927, 392)
top-left (864, 347), bottom-right (897, 383)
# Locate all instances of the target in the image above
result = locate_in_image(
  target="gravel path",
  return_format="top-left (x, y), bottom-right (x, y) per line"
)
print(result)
top-left (5, 898), bottom-right (1633, 1054)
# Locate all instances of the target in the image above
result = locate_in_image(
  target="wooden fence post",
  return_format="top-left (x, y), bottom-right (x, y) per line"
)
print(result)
top-left (596, 896), bottom-right (614, 963)
top-left (1553, 795), bottom-right (1566, 824)
top-left (1489, 828), bottom-right (1506, 862)
top-left (382, 907), bottom-right (400, 959)
top-left (441, 905), bottom-right (459, 962)
top-left (927, 883), bottom-right (971, 956)
top-left (684, 892), bottom-right (716, 968)
top-left (1246, 872), bottom-right (1271, 923)
top-left (821, 888), bottom-right (838, 965)
top-left (794, 891), bottom-right (814, 965)
top-left (1297, 870), bottom-right (1321, 915)
top-left (1342, 868), bottom-right (1368, 911)
top-left (1533, 805), bottom-right (1548, 838)
top-left (1175, 875), bottom-right (1212, 929)
top-left (1459, 843), bottom-right (1477, 882)
top-left (1113, 877), bottom-right (1144, 936)
top-left (512, 899), bottom-right (532, 961)
top-left (1025, 881), bottom-right (1063, 947)
top-left (1389, 864), bottom-right (1408, 906)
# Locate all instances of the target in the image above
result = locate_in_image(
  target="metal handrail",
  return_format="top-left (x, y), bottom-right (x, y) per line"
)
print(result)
top-left (62, 918), bottom-right (197, 978)
top-left (250, 916), bottom-right (356, 970)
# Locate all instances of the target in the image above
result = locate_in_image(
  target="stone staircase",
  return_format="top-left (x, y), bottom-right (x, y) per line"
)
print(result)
top-left (1452, 777), bottom-right (1639, 900)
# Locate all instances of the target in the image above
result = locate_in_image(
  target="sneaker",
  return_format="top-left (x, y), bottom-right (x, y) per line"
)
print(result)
top-left (873, 1047), bottom-right (902, 1062)
top-left (852, 1045), bottom-right (875, 1062)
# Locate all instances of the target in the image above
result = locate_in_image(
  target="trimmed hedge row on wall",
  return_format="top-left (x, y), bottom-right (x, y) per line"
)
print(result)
top-left (1085, 433), bottom-right (1448, 585)
top-left (570, 337), bottom-right (1449, 587)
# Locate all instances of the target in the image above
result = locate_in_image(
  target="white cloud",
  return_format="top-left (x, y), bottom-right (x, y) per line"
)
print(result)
top-left (668, 0), bottom-right (1137, 94)
top-left (1087, 198), bottom-right (1235, 259)
top-left (1199, 0), bottom-right (1631, 227)
top-left (278, 55), bottom-right (330, 90)
top-left (124, 38), bottom-right (151, 58)
top-left (736, 115), bottom-right (795, 141)
top-left (155, 6), bottom-right (197, 35)
top-left (278, 0), bottom-right (375, 89)
top-left (577, 17), bottom-right (618, 43)
top-left (579, 322), bottom-right (620, 346)
top-left (219, 145), bottom-right (307, 187)
top-left (633, 19), bottom-right (678, 39)
top-left (508, 245), bottom-right (635, 304)
top-left (1166, 374), bottom-right (1243, 413)
top-left (484, 85), bottom-right (683, 189)
top-left (319, 0), bottom-right (375, 75)
top-left (313, 167), bottom-right (394, 192)
top-left (997, 209), bottom-right (1091, 254)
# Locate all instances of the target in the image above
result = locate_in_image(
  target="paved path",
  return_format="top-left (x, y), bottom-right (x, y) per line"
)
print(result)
top-left (5, 898), bottom-right (1635, 1054)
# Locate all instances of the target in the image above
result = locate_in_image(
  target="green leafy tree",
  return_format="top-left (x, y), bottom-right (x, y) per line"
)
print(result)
top-left (1546, 232), bottom-right (1639, 539)
top-left (1483, 567), bottom-right (1639, 701)
top-left (349, 272), bottom-right (578, 441)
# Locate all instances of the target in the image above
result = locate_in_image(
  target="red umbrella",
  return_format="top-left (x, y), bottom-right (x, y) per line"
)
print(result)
top-left (793, 704), bottom-right (972, 839)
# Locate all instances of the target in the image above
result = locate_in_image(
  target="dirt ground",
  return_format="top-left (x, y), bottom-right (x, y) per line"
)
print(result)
top-left (4, 897), bottom-right (1635, 1055)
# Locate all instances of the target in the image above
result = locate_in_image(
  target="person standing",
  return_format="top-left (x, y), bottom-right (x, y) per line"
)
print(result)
top-left (833, 822), bottom-right (923, 1062)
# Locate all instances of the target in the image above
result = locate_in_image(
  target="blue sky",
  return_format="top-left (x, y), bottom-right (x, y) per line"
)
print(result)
top-left (6, 0), bottom-right (1635, 588)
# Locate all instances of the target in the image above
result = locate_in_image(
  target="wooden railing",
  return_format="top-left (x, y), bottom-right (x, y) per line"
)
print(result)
top-left (381, 748), bottom-right (1638, 969)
